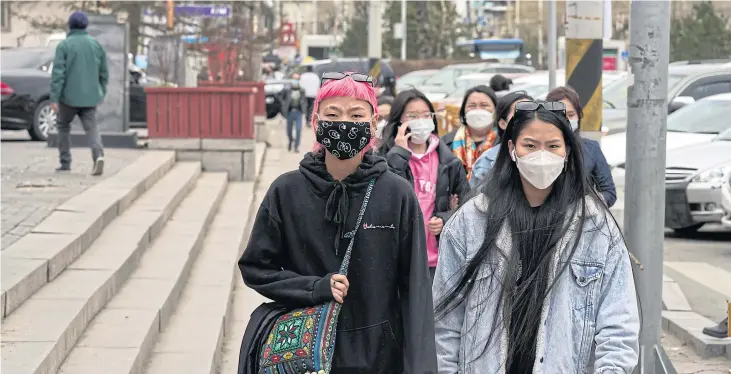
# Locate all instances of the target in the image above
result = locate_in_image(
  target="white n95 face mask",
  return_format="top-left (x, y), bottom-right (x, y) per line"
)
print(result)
top-left (406, 118), bottom-right (434, 145)
top-left (511, 149), bottom-right (566, 190)
top-left (376, 119), bottom-right (387, 139)
top-left (569, 119), bottom-right (579, 131)
top-left (465, 109), bottom-right (493, 130)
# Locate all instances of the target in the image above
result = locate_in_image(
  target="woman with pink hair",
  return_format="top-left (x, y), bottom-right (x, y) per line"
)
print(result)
top-left (238, 72), bottom-right (437, 374)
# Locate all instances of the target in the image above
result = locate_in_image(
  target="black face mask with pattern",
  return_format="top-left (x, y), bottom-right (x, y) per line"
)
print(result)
top-left (315, 120), bottom-right (372, 160)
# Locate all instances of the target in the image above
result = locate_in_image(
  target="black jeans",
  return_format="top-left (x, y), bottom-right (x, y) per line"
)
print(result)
top-left (56, 103), bottom-right (104, 167)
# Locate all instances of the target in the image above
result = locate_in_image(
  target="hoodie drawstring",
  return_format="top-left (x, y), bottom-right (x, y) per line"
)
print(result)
top-left (324, 181), bottom-right (350, 255)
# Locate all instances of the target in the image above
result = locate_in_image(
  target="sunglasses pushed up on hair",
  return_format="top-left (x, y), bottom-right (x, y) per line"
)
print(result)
top-left (515, 100), bottom-right (567, 117)
top-left (321, 72), bottom-right (375, 87)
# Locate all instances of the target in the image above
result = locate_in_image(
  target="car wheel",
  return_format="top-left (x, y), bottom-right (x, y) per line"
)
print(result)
top-left (29, 100), bottom-right (57, 141)
top-left (672, 223), bottom-right (704, 235)
top-left (266, 100), bottom-right (281, 119)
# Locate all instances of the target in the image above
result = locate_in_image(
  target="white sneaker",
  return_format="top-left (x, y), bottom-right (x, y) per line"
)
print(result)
top-left (91, 157), bottom-right (104, 176)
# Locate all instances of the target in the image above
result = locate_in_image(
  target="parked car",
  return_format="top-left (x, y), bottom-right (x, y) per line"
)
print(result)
top-left (417, 62), bottom-right (536, 99)
top-left (263, 78), bottom-right (294, 119)
top-left (603, 93), bottom-right (731, 167)
top-left (663, 127), bottom-right (731, 233)
top-left (510, 70), bottom-right (625, 99)
top-left (600, 64), bottom-right (731, 133)
top-left (395, 69), bottom-right (438, 93)
top-left (1, 48), bottom-right (57, 140)
top-left (722, 169), bottom-right (731, 229)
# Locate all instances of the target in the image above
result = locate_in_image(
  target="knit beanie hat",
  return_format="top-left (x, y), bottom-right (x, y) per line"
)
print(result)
top-left (68, 11), bottom-right (89, 30)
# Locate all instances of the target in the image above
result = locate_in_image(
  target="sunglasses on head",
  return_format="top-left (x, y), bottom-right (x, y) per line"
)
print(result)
top-left (515, 100), bottom-right (567, 116)
top-left (321, 72), bottom-right (375, 87)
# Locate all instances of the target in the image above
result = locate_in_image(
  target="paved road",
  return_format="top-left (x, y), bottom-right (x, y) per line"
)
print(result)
top-left (1, 130), bottom-right (144, 249)
top-left (664, 224), bottom-right (731, 322)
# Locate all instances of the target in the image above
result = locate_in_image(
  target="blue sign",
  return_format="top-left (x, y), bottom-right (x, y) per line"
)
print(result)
top-left (621, 50), bottom-right (629, 60)
top-left (180, 35), bottom-right (210, 44)
top-left (175, 4), bottom-right (231, 18)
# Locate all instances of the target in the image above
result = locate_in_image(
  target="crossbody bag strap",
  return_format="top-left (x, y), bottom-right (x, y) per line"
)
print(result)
top-left (337, 178), bottom-right (376, 276)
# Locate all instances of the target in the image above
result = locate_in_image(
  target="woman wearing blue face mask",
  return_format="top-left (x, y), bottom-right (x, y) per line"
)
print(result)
top-left (546, 86), bottom-right (617, 207)
top-left (378, 89), bottom-right (469, 280)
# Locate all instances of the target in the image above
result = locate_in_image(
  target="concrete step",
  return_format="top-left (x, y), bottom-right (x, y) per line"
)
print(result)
top-left (217, 148), bottom-right (293, 374)
top-left (56, 172), bottom-right (228, 374)
top-left (662, 311), bottom-right (731, 359)
top-left (0, 161), bottom-right (200, 374)
top-left (144, 182), bottom-right (255, 374)
top-left (1, 151), bottom-right (176, 318)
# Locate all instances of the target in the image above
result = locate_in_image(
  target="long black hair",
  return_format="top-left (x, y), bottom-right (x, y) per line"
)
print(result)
top-left (435, 104), bottom-right (617, 369)
top-left (489, 74), bottom-right (513, 92)
top-left (378, 88), bottom-right (437, 154)
top-left (458, 85), bottom-right (498, 126)
top-left (492, 91), bottom-right (534, 139)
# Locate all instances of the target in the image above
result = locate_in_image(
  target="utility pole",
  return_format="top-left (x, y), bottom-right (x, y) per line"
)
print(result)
top-left (401, 0), bottom-right (407, 60)
top-left (538, 0), bottom-right (544, 69)
top-left (311, 0), bottom-right (317, 35)
top-left (547, 0), bottom-right (557, 89)
top-left (625, 1), bottom-right (675, 374)
top-left (367, 0), bottom-right (383, 80)
top-left (564, 0), bottom-right (603, 140)
top-left (514, 0), bottom-right (520, 39)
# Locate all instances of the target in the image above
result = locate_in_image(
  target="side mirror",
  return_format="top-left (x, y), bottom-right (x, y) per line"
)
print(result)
top-left (668, 96), bottom-right (695, 113)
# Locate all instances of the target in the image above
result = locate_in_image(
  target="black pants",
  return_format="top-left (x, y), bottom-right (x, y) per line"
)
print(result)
top-left (429, 267), bottom-right (436, 284)
top-left (56, 103), bottom-right (104, 166)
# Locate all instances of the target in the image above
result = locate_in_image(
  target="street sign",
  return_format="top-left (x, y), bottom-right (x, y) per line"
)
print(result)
top-left (174, 4), bottom-right (231, 18)
top-left (180, 35), bottom-right (209, 43)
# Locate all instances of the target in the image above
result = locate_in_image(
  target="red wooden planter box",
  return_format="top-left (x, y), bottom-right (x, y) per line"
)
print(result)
top-left (144, 86), bottom-right (257, 139)
top-left (198, 81), bottom-right (266, 117)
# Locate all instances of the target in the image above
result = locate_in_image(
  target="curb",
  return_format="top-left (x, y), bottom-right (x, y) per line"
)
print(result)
top-left (661, 274), bottom-right (731, 359)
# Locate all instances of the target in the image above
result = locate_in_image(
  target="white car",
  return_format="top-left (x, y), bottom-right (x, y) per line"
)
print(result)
top-left (602, 93), bottom-right (731, 169)
top-left (509, 70), bottom-right (625, 99)
top-left (722, 172), bottom-right (731, 229)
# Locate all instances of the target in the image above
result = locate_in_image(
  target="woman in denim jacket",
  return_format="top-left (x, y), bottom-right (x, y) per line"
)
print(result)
top-left (470, 92), bottom-right (533, 189)
top-left (433, 101), bottom-right (639, 374)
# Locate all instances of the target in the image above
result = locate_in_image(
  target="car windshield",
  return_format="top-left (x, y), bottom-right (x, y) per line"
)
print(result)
top-left (603, 74), bottom-right (686, 109)
top-left (399, 71), bottom-right (435, 85)
top-left (1, 49), bottom-right (54, 70)
top-left (666, 99), bottom-right (731, 134)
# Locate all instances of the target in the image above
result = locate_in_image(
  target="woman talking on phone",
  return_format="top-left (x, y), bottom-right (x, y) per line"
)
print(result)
top-left (433, 100), bottom-right (639, 373)
top-left (378, 89), bottom-right (469, 279)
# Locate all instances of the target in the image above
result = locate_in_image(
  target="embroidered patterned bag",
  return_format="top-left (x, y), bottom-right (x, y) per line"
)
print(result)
top-left (258, 179), bottom-right (376, 374)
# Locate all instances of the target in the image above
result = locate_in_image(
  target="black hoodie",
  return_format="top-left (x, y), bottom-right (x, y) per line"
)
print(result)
top-left (238, 150), bottom-right (437, 374)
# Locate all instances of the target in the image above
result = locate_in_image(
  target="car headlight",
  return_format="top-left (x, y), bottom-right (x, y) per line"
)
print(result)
top-left (264, 84), bottom-right (285, 94)
top-left (692, 166), bottom-right (731, 184)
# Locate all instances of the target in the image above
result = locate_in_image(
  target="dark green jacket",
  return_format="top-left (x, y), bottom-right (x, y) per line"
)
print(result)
top-left (50, 29), bottom-right (109, 108)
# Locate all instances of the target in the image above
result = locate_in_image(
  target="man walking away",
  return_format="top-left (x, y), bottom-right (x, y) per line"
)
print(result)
top-left (51, 11), bottom-right (108, 176)
top-left (298, 65), bottom-right (320, 125)
top-left (282, 81), bottom-right (307, 153)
